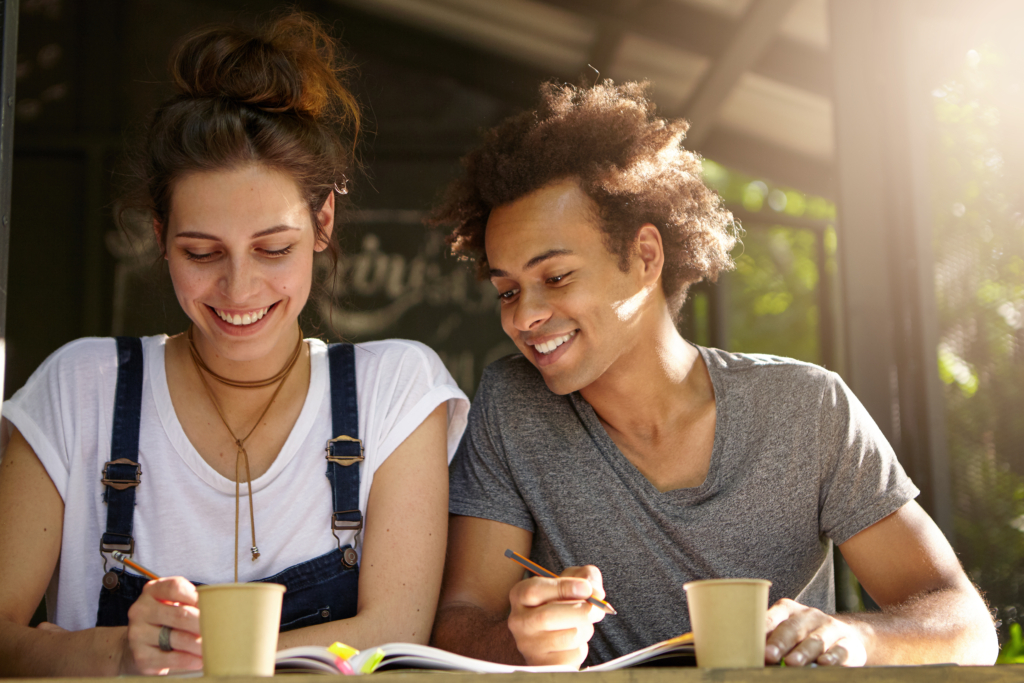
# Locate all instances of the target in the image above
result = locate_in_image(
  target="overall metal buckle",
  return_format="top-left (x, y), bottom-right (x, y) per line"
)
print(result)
top-left (101, 458), bottom-right (142, 490)
top-left (325, 435), bottom-right (364, 466)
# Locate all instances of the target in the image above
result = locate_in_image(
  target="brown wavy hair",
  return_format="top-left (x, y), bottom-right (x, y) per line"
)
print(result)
top-left (432, 80), bottom-right (737, 316)
top-left (119, 10), bottom-right (360, 270)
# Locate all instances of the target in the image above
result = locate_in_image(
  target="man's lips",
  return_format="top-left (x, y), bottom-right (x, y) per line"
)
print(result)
top-left (528, 329), bottom-right (578, 355)
top-left (528, 329), bottom-right (579, 367)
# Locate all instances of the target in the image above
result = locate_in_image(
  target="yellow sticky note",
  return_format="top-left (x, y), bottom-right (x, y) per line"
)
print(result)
top-left (361, 648), bottom-right (385, 674)
top-left (328, 641), bottom-right (360, 661)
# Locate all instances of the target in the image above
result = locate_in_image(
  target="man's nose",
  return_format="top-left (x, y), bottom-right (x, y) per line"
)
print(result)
top-left (511, 288), bottom-right (550, 332)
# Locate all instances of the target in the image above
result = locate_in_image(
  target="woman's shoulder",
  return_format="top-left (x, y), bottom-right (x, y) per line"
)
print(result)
top-left (18, 335), bottom-right (167, 388)
top-left (24, 337), bottom-right (119, 386)
top-left (310, 338), bottom-right (448, 376)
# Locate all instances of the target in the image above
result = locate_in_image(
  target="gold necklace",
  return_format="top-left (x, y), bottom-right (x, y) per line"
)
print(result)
top-left (187, 324), bottom-right (304, 581)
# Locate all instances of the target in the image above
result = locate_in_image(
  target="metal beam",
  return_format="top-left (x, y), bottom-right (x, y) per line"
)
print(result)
top-left (315, 0), bottom-right (558, 105)
top-left (682, 0), bottom-right (798, 148)
top-left (0, 0), bottom-right (19, 402)
top-left (829, 0), bottom-right (950, 534)
top-left (696, 126), bottom-right (836, 200)
top-left (318, 0), bottom-right (836, 198)
top-left (543, 0), bottom-right (831, 98)
top-left (585, 0), bottom-right (652, 76)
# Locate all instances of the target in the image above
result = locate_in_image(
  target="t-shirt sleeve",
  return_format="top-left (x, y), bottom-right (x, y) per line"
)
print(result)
top-left (356, 340), bottom-right (469, 477)
top-left (448, 365), bottom-right (535, 532)
top-left (0, 338), bottom-right (116, 501)
top-left (817, 371), bottom-right (920, 545)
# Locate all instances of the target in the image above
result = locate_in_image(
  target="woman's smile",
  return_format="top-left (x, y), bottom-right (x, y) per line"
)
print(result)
top-left (164, 164), bottom-right (333, 367)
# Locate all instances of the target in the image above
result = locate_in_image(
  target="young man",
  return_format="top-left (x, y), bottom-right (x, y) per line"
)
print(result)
top-left (430, 81), bottom-right (996, 669)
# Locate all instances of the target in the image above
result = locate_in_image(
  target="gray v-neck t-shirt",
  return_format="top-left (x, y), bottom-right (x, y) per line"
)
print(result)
top-left (449, 347), bottom-right (919, 666)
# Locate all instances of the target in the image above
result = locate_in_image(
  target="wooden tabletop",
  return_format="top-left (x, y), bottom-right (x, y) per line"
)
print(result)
top-left (7, 665), bottom-right (1022, 683)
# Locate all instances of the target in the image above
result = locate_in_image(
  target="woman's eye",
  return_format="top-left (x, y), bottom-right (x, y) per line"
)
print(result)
top-left (262, 245), bottom-right (293, 257)
top-left (184, 250), bottom-right (216, 262)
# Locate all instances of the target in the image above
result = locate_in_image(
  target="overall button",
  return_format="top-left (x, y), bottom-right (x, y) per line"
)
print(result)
top-left (102, 571), bottom-right (120, 591)
top-left (342, 547), bottom-right (358, 569)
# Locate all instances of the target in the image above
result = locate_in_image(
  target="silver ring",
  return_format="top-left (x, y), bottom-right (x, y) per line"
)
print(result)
top-left (158, 625), bottom-right (173, 652)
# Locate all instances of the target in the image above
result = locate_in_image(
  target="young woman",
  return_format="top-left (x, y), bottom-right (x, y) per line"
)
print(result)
top-left (0, 12), bottom-right (468, 676)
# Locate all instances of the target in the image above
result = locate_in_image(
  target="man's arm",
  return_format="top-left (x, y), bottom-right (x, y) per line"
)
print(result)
top-left (766, 500), bottom-right (997, 666)
top-left (431, 515), bottom-right (606, 668)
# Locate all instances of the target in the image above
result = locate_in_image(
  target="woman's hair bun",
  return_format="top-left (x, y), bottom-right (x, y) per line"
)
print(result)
top-left (170, 11), bottom-right (358, 124)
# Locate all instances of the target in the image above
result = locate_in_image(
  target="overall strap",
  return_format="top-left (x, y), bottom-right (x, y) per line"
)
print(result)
top-left (325, 344), bottom-right (363, 568)
top-left (100, 337), bottom-right (144, 557)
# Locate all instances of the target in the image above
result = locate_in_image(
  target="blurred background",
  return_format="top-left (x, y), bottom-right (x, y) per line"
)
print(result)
top-left (1, 0), bottom-right (1021, 651)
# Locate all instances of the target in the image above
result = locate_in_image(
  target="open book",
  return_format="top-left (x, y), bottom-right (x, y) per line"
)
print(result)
top-left (275, 632), bottom-right (694, 674)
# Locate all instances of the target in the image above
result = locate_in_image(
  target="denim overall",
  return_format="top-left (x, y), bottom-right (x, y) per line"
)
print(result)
top-left (96, 338), bottom-right (364, 631)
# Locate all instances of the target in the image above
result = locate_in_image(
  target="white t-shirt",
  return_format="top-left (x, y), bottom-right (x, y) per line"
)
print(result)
top-left (0, 335), bottom-right (469, 631)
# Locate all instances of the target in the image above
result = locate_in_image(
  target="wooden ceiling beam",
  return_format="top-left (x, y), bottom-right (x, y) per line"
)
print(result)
top-left (682, 0), bottom-right (798, 148)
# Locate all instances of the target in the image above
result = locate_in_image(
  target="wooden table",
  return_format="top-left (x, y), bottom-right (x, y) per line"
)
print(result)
top-left (9, 666), bottom-right (1023, 683)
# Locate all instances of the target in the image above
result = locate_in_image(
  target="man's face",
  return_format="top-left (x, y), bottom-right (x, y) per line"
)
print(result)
top-left (485, 179), bottom-right (651, 395)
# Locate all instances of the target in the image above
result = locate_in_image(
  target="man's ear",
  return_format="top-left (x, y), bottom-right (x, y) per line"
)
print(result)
top-left (634, 224), bottom-right (665, 285)
top-left (153, 219), bottom-right (167, 259)
top-left (314, 191), bottom-right (336, 252)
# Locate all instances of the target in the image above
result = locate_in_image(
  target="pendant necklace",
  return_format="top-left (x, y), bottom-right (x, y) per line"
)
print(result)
top-left (187, 324), bottom-right (303, 582)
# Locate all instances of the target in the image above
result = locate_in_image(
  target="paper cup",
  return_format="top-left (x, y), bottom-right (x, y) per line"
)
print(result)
top-left (197, 582), bottom-right (286, 677)
top-left (683, 578), bottom-right (772, 668)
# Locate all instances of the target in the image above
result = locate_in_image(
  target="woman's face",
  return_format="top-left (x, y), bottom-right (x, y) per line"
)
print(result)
top-left (163, 164), bottom-right (333, 364)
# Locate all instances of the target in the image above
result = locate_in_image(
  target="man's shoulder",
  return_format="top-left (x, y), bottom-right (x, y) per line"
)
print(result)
top-left (699, 345), bottom-right (836, 393)
top-left (479, 353), bottom-right (548, 392)
top-left (475, 354), bottom-right (569, 415)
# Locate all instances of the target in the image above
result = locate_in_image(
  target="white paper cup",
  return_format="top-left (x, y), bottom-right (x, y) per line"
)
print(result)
top-left (683, 578), bottom-right (772, 668)
top-left (197, 582), bottom-right (286, 677)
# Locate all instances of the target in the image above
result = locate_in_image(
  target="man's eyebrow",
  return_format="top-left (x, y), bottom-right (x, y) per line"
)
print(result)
top-left (489, 249), bottom-right (574, 278)
top-left (173, 225), bottom-right (301, 240)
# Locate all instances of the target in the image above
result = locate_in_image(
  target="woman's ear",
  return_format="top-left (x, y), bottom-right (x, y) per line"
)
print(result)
top-left (314, 192), bottom-right (336, 252)
top-left (634, 223), bottom-right (665, 285)
top-left (153, 219), bottom-right (167, 259)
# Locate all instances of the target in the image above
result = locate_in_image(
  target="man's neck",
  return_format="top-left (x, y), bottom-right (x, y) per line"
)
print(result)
top-left (578, 314), bottom-right (713, 443)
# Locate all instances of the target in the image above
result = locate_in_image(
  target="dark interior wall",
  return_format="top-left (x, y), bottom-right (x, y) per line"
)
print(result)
top-left (8, 0), bottom-right (529, 398)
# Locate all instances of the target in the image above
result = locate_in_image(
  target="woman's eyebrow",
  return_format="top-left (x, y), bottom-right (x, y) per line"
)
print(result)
top-left (173, 225), bottom-right (301, 240)
top-left (252, 225), bottom-right (301, 238)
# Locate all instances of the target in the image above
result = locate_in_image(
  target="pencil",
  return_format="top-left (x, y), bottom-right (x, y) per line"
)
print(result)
top-left (111, 550), bottom-right (161, 581)
top-left (504, 549), bottom-right (617, 615)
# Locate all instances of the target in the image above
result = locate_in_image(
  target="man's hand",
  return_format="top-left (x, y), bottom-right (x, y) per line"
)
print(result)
top-left (507, 566), bottom-right (608, 668)
top-left (765, 598), bottom-right (868, 666)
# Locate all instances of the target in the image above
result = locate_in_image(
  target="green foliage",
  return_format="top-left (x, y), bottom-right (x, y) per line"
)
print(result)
top-left (997, 623), bottom-right (1024, 664)
top-left (726, 226), bottom-right (824, 364)
top-left (930, 44), bottom-right (1024, 644)
top-left (699, 160), bottom-right (837, 367)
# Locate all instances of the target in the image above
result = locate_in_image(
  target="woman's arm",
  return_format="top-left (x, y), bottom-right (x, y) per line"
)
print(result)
top-left (277, 402), bottom-right (450, 650)
top-left (0, 428), bottom-right (203, 676)
top-left (0, 428), bottom-right (128, 676)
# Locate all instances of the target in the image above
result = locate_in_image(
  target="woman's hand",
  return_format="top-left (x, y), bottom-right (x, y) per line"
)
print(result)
top-left (124, 577), bottom-right (203, 675)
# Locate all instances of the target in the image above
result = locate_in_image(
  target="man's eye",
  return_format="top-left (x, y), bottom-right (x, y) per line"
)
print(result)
top-left (497, 288), bottom-right (519, 301)
top-left (547, 271), bottom-right (573, 284)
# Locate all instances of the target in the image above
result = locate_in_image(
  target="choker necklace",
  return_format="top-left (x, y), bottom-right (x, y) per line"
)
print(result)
top-left (187, 324), bottom-right (304, 580)
top-left (187, 324), bottom-right (302, 388)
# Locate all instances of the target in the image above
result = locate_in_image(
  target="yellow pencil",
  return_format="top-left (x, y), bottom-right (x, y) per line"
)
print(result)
top-left (111, 550), bottom-right (161, 580)
top-left (504, 549), bottom-right (617, 615)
